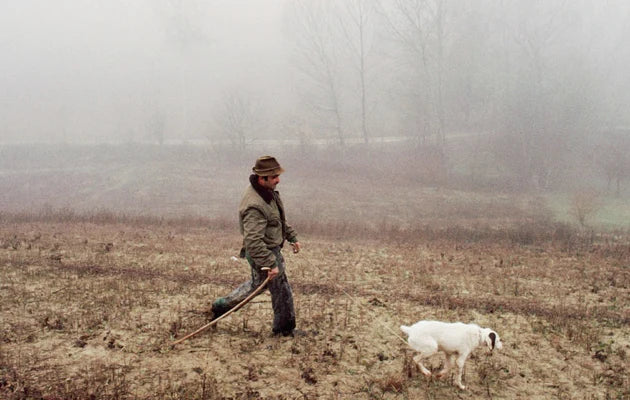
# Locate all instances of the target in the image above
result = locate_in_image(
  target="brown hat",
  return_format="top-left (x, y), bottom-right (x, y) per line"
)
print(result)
top-left (252, 156), bottom-right (285, 176)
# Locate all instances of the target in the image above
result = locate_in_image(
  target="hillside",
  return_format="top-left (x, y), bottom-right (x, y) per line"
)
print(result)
top-left (1, 144), bottom-right (629, 398)
top-left (1, 219), bottom-right (629, 399)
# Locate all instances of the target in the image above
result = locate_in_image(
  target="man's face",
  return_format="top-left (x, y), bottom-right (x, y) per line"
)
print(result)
top-left (258, 174), bottom-right (280, 190)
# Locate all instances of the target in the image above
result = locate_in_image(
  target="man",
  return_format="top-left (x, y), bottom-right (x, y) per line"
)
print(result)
top-left (210, 156), bottom-right (302, 336)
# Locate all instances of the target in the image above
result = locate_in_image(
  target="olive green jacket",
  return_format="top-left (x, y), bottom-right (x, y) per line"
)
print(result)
top-left (238, 184), bottom-right (298, 270)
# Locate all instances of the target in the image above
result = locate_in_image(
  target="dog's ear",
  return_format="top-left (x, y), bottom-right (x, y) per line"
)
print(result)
top-left (482, 330), bottom-right (496, 349)
top-left (488, 332), bottom-right (496, 349)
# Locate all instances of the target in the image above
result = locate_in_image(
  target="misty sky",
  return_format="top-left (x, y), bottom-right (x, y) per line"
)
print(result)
top-left (1, 0), bottom-right (289, 144)
top-left (1, 0), bottom-right (629, 146)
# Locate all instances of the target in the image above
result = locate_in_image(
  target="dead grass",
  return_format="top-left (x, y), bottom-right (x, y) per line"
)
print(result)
top-left (1, 220), bottom-right (629, 399)
top-left (1, 144), bottom-right (629, 398)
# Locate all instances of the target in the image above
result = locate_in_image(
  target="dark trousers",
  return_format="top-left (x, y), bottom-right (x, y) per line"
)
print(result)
top-left (212, 247), bottom-right (296, 334)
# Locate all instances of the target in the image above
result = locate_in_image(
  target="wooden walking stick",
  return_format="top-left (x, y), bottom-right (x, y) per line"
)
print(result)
top-left (172, 275), bottom-right (271, 346)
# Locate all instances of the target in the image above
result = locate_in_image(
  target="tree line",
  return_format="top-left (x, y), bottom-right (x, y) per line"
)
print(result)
top-left (158, 0), bottom-right (630, 193)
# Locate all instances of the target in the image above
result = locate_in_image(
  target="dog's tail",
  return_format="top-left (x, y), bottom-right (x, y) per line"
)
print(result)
top-left (400, 325), bottom-right (411, 336)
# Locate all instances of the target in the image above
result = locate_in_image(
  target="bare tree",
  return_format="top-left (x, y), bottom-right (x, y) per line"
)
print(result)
top-left (570, 190), bottom-right (601, 229)
top-left (285, 0), bottom-right (346, 145)
top-left (378, 0), bottom-right (450, 147)
top-left (153, 0), bottom-right (213, 143)
top-left (598, 130), bottom-right (630, 196)
top-left (338, 0), bottom-right (376, 144)
top-left (491, 0), bottom-right (597, 190)
top-left (156, 0), bottom-right (211, 51)
top-left (212, 91), bottom-right (258, 151)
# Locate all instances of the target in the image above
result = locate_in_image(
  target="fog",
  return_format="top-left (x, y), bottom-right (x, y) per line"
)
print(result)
top-left (1, 0), bottom-right (630, 204)
top-left (1, 0), bottom-right (290, 144)
top-left (2, 0), bottom-right (628, 144)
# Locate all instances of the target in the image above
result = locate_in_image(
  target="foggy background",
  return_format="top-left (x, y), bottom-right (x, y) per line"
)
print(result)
top-left (1, 0), bottom-right (291, 144)
top-left (1, 0), bottom-right (629, 226)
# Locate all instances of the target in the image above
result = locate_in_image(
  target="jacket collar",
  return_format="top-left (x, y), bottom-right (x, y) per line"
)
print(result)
top-left (249, 174), bottom-right (275, 204)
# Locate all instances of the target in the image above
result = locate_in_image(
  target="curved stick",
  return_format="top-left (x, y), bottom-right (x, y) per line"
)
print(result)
top-left (172, 275), bottom-right (271, 346)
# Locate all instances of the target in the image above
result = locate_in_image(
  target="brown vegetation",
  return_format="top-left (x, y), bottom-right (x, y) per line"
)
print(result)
top-left (1, 144), bottom-right (629, 398)
top-left (1, 216), bottom-right (629, 399)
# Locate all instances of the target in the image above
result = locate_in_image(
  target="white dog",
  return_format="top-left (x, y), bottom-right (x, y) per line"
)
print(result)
top-left (400, 320), bottom-right (502, 389)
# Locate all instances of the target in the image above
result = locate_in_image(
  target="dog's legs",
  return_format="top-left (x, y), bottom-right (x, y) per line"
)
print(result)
top-left (436, 353), bottom-right (455, 379)
top-left (412, 354), bottom-right (433, 377)
top-left (454, 353), bottom-right (469, 390)
top-left (408, 337), bottom-right (438, 377)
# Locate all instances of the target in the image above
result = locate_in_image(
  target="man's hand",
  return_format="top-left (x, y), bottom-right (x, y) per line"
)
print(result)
top-left (290, 241), bottom-right (301, 254)
top-left (265, 266), bottom-right (279, 280)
